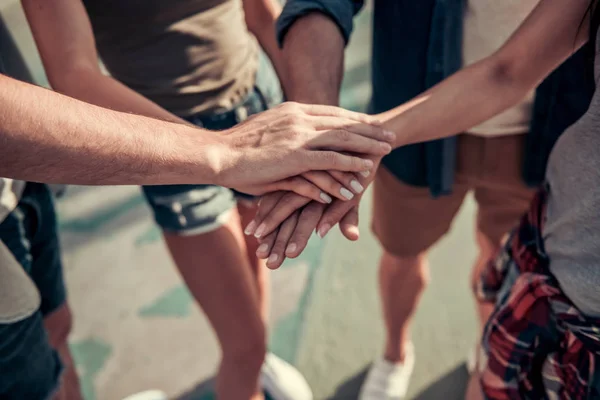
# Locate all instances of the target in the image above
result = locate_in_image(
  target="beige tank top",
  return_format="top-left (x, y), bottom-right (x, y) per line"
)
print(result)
top-left (462, 0), bottom-right (539, 136)
top-left (83, 0), bottom-right (258, 117)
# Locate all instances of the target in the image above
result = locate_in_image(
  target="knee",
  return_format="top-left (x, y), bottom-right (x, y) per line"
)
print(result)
top-left (380, 250), bottom-right (430, 290)
top-left (43, 303), bottom-right (73, 350)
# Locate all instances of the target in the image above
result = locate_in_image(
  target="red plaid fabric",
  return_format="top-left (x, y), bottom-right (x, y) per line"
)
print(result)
top-left (477, 188), bottom-right (600, 399)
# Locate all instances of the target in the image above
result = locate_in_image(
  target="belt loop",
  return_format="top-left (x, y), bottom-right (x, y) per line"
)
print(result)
top-left (235, 105), bottom-right (249, 123)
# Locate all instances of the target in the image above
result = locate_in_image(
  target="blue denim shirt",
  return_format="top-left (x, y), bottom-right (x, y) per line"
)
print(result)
top-left (277, 0), bottom-right (595, 196)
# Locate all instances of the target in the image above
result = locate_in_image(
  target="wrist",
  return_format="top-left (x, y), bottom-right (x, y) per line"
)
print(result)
top-left (170, 125), bottom-right (227, 186)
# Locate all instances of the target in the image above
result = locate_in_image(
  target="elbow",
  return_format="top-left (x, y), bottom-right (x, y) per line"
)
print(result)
top-left (486, 53), bottom-right (536, 94)
top-left (46, 63), bottom-right (98, 96)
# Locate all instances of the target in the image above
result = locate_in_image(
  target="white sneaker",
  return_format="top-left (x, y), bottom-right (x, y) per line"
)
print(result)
top-left (260, 353), bottom-right (313, 400)
top-left (359, 342), bottom-right (415, 400)
top-left (121, 390), bottom-right (167, 400)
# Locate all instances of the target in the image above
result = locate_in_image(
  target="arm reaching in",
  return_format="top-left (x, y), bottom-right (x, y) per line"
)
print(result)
top-left (0, 75), bottom-right (393, 189)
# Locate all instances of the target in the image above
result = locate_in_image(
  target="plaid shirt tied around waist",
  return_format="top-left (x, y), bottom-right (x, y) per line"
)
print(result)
top-left (477, 188), bottom-right (600, 400)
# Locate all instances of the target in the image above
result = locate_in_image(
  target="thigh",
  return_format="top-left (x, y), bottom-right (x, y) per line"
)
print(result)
top-left (473, 135), bottom-right (536, 246)
top-left (371, 166), bottom-right (469, 257)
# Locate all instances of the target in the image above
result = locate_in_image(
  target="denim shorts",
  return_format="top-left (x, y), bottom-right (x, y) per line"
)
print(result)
top-left (0, 183), bottom-right (66, 399)
top-left (142, 52), bottom-right (283, 235)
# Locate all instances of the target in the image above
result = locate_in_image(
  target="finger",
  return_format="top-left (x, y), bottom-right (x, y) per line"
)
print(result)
top-left (285, 202), bottom-right (326, 258)
top-left (309, 129), bottom-right (393, 156)
top-left (339, 205), bottom-right (360, 241)
top-left (328, 170), bottom-right (365, 195)
top-left (256, 230), bottom-right (278, 259)
top-left (316, 199), bottom-right (357, 239)
top-left (302, 171), bottom-right (355, 201)
top-left (253, 193), bottom-right (311, 239)
top-left (309, 151), bottom-right (375, 173)
top-left (244, 192), bottom-right (285, 235)
top-left (266, 212), bottom-right (299, 269)
top-left (310, 117), bottom-right (395, 143)
top-left (298, 103), bottom-right (382, 125)
top-left (275, 176), bottom-right (334, 204)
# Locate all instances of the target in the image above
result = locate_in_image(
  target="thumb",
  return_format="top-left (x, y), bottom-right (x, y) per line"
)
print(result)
top-left (339, 205), bottom-right (360, 241)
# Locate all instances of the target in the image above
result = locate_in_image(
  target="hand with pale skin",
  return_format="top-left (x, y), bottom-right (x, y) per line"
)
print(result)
top-left (245, 156), bottom-right (380, 269)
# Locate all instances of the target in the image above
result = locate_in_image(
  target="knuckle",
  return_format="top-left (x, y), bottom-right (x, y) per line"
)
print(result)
top-left (281, 101), bottom-right (300, 113)
top-left (337, 129), bottom-right (351, 142)
top-left (284, 114), bottom-right (303, 128)
top-left (324, 151), bottom-right (338, 165)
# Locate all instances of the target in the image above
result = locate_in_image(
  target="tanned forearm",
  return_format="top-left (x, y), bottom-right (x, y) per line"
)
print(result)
top-left (280, 12), bottom-right (345, 105)
top-left (0, 74), bottom-right (220, 185)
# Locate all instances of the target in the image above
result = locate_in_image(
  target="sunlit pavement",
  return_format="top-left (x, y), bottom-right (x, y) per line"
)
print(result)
top-left (2, 1), bottom-right (479, 399)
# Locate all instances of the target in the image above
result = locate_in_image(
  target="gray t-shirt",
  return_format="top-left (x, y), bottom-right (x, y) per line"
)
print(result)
top-left (543, 31), bottom-right (600, 317)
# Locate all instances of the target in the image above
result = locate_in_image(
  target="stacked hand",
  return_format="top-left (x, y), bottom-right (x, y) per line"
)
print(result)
top-left (215, 102), bottom-right (393, 202)
top-left (245, 157), bottom-right (382, 269)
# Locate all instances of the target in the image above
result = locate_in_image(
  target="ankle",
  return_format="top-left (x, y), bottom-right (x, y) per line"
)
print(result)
top-left (383, 340), bottom-right (411, 364)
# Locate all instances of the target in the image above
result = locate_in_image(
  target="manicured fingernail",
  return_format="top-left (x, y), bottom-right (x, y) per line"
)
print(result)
top-left (340, 188), bottom-right (354, 200)
top-left (256, 243), bottom-right (269, 256)
top-left (384, 130), bottom-right (396, 140)
top-left (360, 170), bottom-right (371, 178)
top-left (363, 159), bottom-right (374, 169)
top-left (286, 243), bottom-right (297, 255)
top-left (244, 220), bottom-right (257, 235)
top-left (320, 192), bottom-right (333, 204)
top-left (267, 253), bottom-right (279, 265)
top-left (254, 223), bottom-right (266, 238)
top-left (380, 142), bottom-right (392, 153)
top-left (350, 180), bottom-right (364, 194)
top-left (318, 224), bottom-right (331, 238)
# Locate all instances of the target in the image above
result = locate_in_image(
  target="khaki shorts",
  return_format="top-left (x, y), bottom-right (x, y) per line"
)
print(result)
top-left (372, 134), bottom-right (536, 257)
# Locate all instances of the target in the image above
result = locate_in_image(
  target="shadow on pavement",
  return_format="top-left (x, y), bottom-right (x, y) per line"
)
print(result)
top-left (328, 367), bottom-right (368, 400)
top-left (412, 364), bottom-right (469, 400)
top-left (328, 363), bottom-right (469, 400)
top-left (174, 378), bottom-right (215, 400)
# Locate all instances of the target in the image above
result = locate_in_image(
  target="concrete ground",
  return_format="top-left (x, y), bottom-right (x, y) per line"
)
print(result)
top-left (2, 1), bottom-right (480, 399)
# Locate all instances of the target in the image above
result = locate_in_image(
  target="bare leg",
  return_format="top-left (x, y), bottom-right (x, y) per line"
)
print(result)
top-left (237, 201), bottom-right (269, 323)
top-left (471, 231), bottom-right (498, 334)
top-left (465, 231), bottom-right (500, 400)
top-left (164, 208), bottom-right (265, 400)
top-left (380, 252), bottom-right (430, 363)
top-left (43, 303), bottom-right (83, 400)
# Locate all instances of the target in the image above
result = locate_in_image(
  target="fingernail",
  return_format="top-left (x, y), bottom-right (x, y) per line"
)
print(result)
top-left (340, 188), bottom-right (354, 200)
top-left (267, 253), bottom-right (279, 265)
top-left (254, 223), bottom-right (266, 238)
top-left (350, 180), bottom-right (364, 194)
top-left (318, 224), bottom-right (331, 238)
top-left (380, 142), bottom-right (392, 153)
top-left (363, 159), bottom-right (374, 169)
top-left (256, 243), bottom-right (269, 256)
top-left (360, 170), bottom-right (371, 178)
top-left (286, 243), bottom-right (297, 255)
top-left (320, 192), bottom-right (333, 204)
top-left (384, 130), bottom-right (396, 140)
top-left (244, 220), bottom-right (257, 235)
